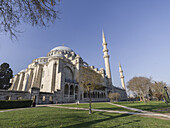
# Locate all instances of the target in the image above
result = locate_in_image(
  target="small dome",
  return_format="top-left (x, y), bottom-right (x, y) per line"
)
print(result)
top-left (20, 69), bottom-right (26, 72)
top-left (51, 54), bottom-right (64, 58)
top-left (38, 57), bottom-right (48, 59)
top-left (51, 46), bottom-right (73, 52)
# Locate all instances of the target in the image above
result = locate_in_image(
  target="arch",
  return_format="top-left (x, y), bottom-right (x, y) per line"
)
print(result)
top-left (84, 92), bottom-right (87, 98)
top-left (64, 84), bottom-right (69, 95)
top-left (6, 96), bottom-right (11, 100)
top-left (75, 86), bottom-right (78, 94)
top-left (98, 92), bottom-right (100, 98)
top-left (92, 92), bottom-right (95, 98)
top-left (101, 93), bottom-right (103, 98)
top-left (70, 85), bottom-right (74, 95)
top-left (17, 96), bottom-right (22, 100)
top-left (49, 96), bottom-right (53, 101)
top-left (42, 96), bottom-right (46, 101)
top-left (64, 66), bottom-right (74, 81)
top-left (95, 92), bottom-right (98, 98)
top-left (104, 93), bottom-right (106, 98)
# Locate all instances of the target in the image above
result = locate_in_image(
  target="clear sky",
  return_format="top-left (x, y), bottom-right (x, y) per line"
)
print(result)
top-left (0, 0), bottom-right (170, 88)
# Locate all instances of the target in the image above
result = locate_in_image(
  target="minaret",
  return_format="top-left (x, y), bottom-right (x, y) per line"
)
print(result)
top-left (102, 31), bottom-right (112, 83)
top-left (119, 63), bottom-right (126, 90)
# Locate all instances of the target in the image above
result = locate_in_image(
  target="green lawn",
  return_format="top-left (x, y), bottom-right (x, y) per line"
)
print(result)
top-left (114, 101), bottom-right (170, 113)
top-left (0, 107), bottom-right (170, 128)
top-left (58, 103), bottom-right (136, 112)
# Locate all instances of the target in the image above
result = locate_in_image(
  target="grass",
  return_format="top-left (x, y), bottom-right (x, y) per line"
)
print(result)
top-left (114, 101), bottom-right (170, 113)
top-left (58, 102), bottom-right (136, 112)
top-left (0, 107), bottom-right (170, 128)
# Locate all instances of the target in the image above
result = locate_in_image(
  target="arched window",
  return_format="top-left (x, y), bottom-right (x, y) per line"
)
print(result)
top-left (70, 85), bottom-right (74, 95)
top-left (92, 92), bottom-right (95, 98)
top-left (95, 92), bottom-right (98, 98)
top-left (17, 96), bottom-right (22, 100)
top-left (75, 86), bottom-right (78, 94)
top-left (101, 93), bottom-right (103, 98)
top-left (49, 96), bottom-right (53, 101)
top-left (64, 84), bottom-right (69, 95)
top-left (84, 92), bottom-right (87, 98)
top-left (6, 96), bottom-right (11, 100)
top-left (104, 93), bottom-right (106, 98)
top-left (43, 96), bottom-right (46, 101)
top-left (64, 66), bottom-right (73, 80)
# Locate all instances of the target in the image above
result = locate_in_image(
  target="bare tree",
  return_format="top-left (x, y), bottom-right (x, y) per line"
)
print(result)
top-left (127, 76), bottom-right (152, 103)
top-left (79, 66), bottom-right (104, 114)
top-left (0, 0), bottom-right (60, 39)
top-left (150, 81), bottom-right (166, 101)
top-left (108, 92), bottom-right (120, 102)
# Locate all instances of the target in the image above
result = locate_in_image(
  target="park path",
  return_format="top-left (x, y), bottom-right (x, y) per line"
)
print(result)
top-left (107, 102), bottom-right (148, 113)
top-left (107, 102), bottom-right (170, 119)
top-left (42, 104), bottom-right (170, 120)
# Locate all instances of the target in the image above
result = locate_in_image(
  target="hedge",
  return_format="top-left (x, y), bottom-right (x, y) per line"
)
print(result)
top-left (0, 100), bottom-right (33, 109)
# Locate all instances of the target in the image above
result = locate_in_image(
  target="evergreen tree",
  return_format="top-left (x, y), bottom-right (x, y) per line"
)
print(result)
top-left (0, 63), bottom-right (13, 89)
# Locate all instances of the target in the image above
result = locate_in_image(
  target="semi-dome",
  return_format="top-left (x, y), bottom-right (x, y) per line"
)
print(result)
top-left (51, 46), bottom-right (73, 52)
top-left (20, 69), bottom-right (26, 72)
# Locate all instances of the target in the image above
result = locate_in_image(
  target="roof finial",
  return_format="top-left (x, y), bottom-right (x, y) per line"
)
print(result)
top-left (102, 30), bottom-right (106, 43)
top-left (119, 62), bottom-right (121, 67)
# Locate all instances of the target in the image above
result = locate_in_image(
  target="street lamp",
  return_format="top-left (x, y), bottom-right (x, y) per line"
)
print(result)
top-left (87, 83), bottom-right (92, 114)
top-left (163, 86), bottom-right (170, 104)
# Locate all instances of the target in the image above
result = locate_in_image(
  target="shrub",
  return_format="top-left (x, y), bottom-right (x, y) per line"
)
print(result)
top-left (108, 93), bottom-right (120, 102)
top-left (0, 100), bottom-right (33, 109)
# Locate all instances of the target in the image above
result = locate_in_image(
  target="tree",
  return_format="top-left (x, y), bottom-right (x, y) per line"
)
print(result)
top-left (0, 0), bottom-right (60, 39)
top-left (0, 62), bottom-right (13, 89)
top-left (127, 76), bottom-right (152, 103)
top-left (150, 81), bottom-right (165, 101)
top-left (79, 66), bottom-right (104, 114)
top-left (108, 93), bottom-right (120, 102)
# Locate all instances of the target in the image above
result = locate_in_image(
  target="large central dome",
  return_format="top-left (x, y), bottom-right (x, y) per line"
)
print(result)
top-left (51, 46), bottom-right (73, 52)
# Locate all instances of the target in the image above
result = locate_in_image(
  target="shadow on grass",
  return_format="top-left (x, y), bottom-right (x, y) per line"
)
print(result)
top-left (61, 112), bottom-right (137, 128)
top-left (114, 101), bottom-right (170, 113)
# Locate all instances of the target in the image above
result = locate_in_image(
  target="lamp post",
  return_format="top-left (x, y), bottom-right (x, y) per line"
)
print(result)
top-left (87, 83), bottom-right (92, 114)
top-left (163, 86), bottom-right (170, 104)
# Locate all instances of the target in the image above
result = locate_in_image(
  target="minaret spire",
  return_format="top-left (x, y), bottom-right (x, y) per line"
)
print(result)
top-left (119, 63), bottom-right (126, 90)
top-left (102, 31), bottom-right (112, 84)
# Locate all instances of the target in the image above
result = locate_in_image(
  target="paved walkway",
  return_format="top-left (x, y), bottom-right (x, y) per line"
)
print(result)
top-left (108, 102), bottom-right (148, 113)
top-left (44, 104), bottom-right (170, 119)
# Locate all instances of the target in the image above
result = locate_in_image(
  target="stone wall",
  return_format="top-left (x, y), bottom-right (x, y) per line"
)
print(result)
top-left (0, 89), bottom-right (30, 100)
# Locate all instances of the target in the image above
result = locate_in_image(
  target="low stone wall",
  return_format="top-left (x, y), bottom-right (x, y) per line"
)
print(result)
top-left (0, 89), bottom-right (30, 100)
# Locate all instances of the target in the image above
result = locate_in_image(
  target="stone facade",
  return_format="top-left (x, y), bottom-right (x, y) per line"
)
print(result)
top-left (1, 34), bottom-right (127, 104)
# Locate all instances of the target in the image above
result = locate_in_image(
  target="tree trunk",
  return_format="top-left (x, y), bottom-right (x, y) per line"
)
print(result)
top-left (142, 96), bottom-right (146, 104)
top-left (140, 96), bottom-right (142, 101)
top-left (89, 90), bottom-right (92, 114)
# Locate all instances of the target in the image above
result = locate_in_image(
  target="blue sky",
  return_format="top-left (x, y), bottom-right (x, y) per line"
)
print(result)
top-left (1, 0), bottom-right (170, 88)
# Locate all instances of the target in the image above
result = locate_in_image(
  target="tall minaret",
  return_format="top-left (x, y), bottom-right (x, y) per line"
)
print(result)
top-left (119, 63), bottom-right (126, 90)
top-left (102, 31), bottom-right (112, 83)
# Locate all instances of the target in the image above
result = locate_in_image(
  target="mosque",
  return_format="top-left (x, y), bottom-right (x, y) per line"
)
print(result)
top-left (0, 32), bottom-right (127, 104)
